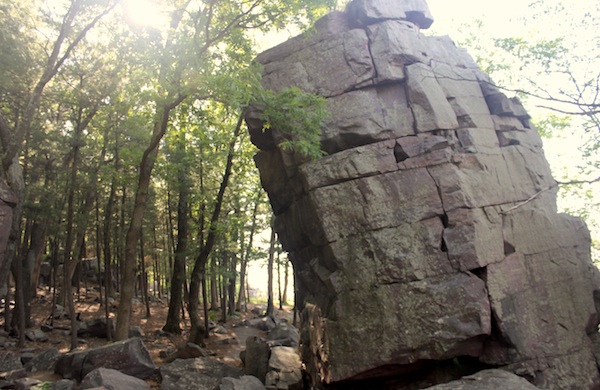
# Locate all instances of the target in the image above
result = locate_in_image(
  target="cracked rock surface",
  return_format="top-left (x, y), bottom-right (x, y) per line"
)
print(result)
top-left (245, 0), bottom-right (600, 388)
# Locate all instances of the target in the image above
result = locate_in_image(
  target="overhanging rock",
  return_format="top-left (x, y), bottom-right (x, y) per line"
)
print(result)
top-left (246, 1), bottom-right (600, 388)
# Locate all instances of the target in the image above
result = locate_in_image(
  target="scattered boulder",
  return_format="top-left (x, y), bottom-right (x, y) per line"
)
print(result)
top-left (248, 317), bottom-right (276, 332)
top-left (212, 325), bottom-right (228, 335)
top-left (219, 375), bottom-right (266, 390)
top-left (163, 343), bottom-right (209, 363)
top-left (80, 367), bottom-right (149, 390)
top-left (77, 318), bottom-right (115, 339)
top-left (25, 329), bottom-right (48, 342)
top-left (52, 305), bottom-right (66, 319)
top-left (159, 357), bottom-right (242, 390)
top-left (267, 322), bottom-right (299, 347)
top-left (129, 326), bottom-right (144, 338)
top-left (13, 376), bottom-right (42, 389)
top-left (20, 352), bottom-right (35, 366)
top-left (265, 347), bottom-right (302, 390)
top-left (424, 369), bottom-right (541, 389)
top-left (0, 352), bottom-right (24, 372)
top-left (55, 337), bottom-right (157, 381)
top-left (242, 337), bottom-right (270, 383)
top-left (25, 348), bottom-right (60, 372)
top-left (52, 379), bottom-right (76, 390)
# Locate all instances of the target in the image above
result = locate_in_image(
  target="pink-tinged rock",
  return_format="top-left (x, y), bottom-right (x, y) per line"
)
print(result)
top-left (309, 167), bottom-right (443, 243)
top-left (406, 63), bottom-right (459, 132)
top-left (443, 207), bottom-right (504, 271)
top-left (346, 0), bottom-right (434, 29)
top-left (299, 140), bottom-right (398, 191)
top-left (315, 272), bottom-right (491, 383)
top-left (424, 369), bottom-right (541, 389)
top-left (367, 20), bottom-right (428, 83)
top-left (321, 84), bottom-right (414, 153)
top-left (259, 27), bottom-right (374, 98)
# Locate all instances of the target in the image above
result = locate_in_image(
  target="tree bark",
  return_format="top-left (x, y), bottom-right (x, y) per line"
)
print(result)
top-left (163, 143), bottom-right (189, 334)
top-left (266, 216), bottom-right (276, 317)
top-left (188, 113), bottom-right (244, 344)
top-left (237, 196), bottom-right (260, 312)
top-left (115, 106), bottom-right (172, 340)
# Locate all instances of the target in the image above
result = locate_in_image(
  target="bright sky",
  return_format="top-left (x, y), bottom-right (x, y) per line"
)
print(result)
top-left (427, 0), bottom-right (529, 34)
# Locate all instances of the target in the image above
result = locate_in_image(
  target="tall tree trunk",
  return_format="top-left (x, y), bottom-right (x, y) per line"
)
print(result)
top-left (115, 102), bottom-right (183, 340)
top-left (266, 216), bottom-right (276, 317)
top-left (227, 253), bottom-right (237, 316)
top-left (282, 260), bottom-right (289, 306)
top-left (220, 254), bottom-right (228, 323)
top-left (140, 230), bottom-right (151, 318)
top-left (210, 258), bottom-right (218, 310)
top-left (0, 0), bottom-right (115, 333)
top-left (188, 113), bottom-right (243, 344)
top-left (163, 140), bottom-right (189, 334)
top-left (237, 195), bottom-right (260, 312)
top-left (277, 252), bottom-right (282, 311)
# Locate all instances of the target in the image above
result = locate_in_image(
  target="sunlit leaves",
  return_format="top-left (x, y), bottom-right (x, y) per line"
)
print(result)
top-left (260, 87), bottom-right (328, 160)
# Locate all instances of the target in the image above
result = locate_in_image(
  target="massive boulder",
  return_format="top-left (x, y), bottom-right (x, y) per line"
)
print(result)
top-left (246, 0), bottom-right (600, 388)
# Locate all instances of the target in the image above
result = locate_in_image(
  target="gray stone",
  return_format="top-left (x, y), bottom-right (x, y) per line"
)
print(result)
top-left (243, 337), bottom-right (270, 383)
top-left (346, 0), bottom-right (433, 29)
top-left (258, 23), bottom-right (374, 98)
top-left (248, 317), bottom-right (276, 332)
top-left (77, 317), bottom-right (114, 339)
top-left (265, 347), bottom-right (302, 390)
top-left (52, 379), bottom-right (76, 390)
top-left (321, 84), bottom-right (414, 153)
top-left (164, 342), bottom-right (209, 363)
top-left (219, 375), bottom-right (266, 390)
top-left (128, 326), bottom-right (144, 338)
top-left (267, 322), bottom-right (299, 347)
top-left (55, 337), bottom-right (157, 381)
top-left (25, 329), bottom-right (48, 342)
top-left (367, 20), bottom-right (427, 83)
top-left (246, 1), bottom-right (600, 388)
top-left (406, 62), bottom-right (459, 132)
top-left (80, 367), bottom-right (149, 390)
top-left (0, 352), bottom-right (24, 372)
top-left (160, 358), bottom-right (242, 390)
top-left (25, 348), bottom-right (60, 372)
top-left (13, 377), bottom-right (42, 389)
top-left (424, 369), bottom-right (540, 389)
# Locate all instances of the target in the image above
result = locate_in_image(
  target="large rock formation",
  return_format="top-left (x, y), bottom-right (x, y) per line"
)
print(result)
top-left (245, 0), bottom-right (600, 388)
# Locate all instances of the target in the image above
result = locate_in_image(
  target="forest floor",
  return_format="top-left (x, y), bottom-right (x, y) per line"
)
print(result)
top-left (3, 286), bottom-right (294, 387)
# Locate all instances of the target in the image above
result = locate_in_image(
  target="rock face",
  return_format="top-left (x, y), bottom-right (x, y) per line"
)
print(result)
top-left (246, 0), bottom-right (600, 388)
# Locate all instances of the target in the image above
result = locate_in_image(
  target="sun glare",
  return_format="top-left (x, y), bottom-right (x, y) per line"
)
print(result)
top-left (122, 0), bottom-right (167, 29)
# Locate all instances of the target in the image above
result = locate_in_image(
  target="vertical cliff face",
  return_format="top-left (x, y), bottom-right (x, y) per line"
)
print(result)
top-left (245, 1), bottom-right (600, 388)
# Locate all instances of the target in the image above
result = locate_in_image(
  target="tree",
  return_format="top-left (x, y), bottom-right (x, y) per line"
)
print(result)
top-left (114, 0), bottom-right (336, 341)
top-left (0, 0), bottom-right (116, 341)
top-left (450, 0), bottom-right (600, 258)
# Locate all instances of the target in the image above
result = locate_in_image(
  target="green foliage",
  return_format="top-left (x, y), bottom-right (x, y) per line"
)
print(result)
top-left (260, 87), bottom-right (329, 160)
top-left (532, 113), bottom-right (571, 138)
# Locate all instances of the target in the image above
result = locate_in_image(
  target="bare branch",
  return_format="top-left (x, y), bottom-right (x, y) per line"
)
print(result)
top-left (501, 177), bottom-right (600, 215)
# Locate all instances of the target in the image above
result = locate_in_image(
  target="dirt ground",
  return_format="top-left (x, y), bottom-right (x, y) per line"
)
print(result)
top-left (2, 286), bottom-right (294, 385)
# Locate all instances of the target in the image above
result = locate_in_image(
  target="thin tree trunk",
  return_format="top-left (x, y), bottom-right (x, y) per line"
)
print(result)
top-left (277, 252), bottom-right (282, 311)
top-left (188, 113), bottom-right (244, 344)
top-left (210, 258), bottom-right (218, 310)
top-left (266, 216), bottom-right (276, 317)
top-left (163, 143), bottom-right (189, 333)
top-left (282, 260), bottom-right (289, 306)
top-left (140, 230), bottom-right (151, 318)
top-left (237, 195), bottom-right (260, 312)
top-left (220, 254), bottom-right (228, 323)
top-left (115, 105), bottom-right (173, 341)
